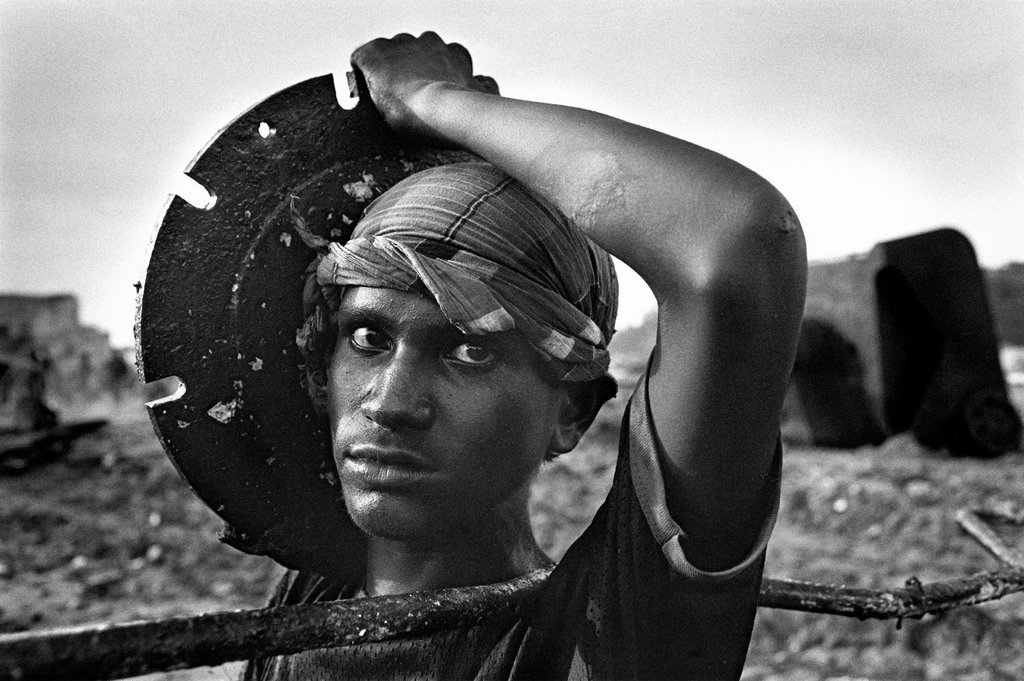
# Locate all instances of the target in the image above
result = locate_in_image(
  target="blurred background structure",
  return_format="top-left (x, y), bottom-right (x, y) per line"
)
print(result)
top-left (0, 295), bottom-right (133, 427)
top-left (785, 229), bottom-right (1021, 458)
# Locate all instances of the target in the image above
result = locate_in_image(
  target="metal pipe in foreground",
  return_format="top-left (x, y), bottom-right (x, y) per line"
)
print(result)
top-left (3, 565), bottom-right (1024, 680)
top-left (0, 568), bottom-right (550, 681)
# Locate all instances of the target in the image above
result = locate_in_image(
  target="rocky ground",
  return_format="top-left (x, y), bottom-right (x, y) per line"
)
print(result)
top-left (1, 394), bottom-right (1022, 680)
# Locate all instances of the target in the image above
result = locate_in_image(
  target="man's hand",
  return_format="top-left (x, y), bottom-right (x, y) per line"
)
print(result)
top-left (351, 32), bottom-right (493, 143)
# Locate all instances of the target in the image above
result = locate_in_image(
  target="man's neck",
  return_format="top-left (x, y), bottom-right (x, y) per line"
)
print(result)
top-left (362, 510), bottom-right (551, 596)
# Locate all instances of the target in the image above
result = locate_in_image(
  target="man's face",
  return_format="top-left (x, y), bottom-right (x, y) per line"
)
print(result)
top-left (327, 285), bottom-right (565, 543)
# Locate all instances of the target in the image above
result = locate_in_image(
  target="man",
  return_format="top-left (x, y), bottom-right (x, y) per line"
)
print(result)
top-left (246, 31), bottom-right (805, 679)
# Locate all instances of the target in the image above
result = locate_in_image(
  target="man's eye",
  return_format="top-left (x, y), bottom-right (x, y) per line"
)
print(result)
top-left (350, 327), bottom-right (390, 352)
top-left (449, 343), bottom-right (495, 366)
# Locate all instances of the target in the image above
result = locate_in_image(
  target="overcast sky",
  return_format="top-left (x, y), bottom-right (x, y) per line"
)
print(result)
top-left (1, 0), bottom-right (1022, 347)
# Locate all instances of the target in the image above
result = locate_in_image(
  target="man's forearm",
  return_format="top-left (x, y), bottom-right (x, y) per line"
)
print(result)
top-left (403, 81), bottom-right (786, 301)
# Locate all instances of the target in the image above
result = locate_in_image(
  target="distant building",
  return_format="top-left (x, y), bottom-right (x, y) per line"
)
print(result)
top-left (0, 294), bottom-right (135, 427)
top-left (0, 295), bottom-right (81, 338)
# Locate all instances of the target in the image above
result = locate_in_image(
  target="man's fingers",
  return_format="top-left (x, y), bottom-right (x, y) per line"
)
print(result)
top-left (447, 42), bottom-right (473, 71)
top-left (350, 37), bottom-right (388, 69)
top-left (474, 75), bottom-right (500, 96)
top-left (348, 32), bottom-right (483, 103)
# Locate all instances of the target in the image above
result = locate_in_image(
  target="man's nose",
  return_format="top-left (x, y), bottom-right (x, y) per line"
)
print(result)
top-left (360, 351), bottom-right (435, 430)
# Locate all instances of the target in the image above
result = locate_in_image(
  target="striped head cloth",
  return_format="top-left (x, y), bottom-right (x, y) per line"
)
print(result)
top-left (313, 162), bottom-right (618, 381)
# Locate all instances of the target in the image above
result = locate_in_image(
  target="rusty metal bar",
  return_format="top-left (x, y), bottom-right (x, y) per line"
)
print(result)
top-left (0, 568), bottom-right (551, 681)
top-left (956, 508), bottom-right (1024, 568)
top-left (759, 566), bottom-right (1024, 620)
top-left (3, 565), bottom-right (1024, 680)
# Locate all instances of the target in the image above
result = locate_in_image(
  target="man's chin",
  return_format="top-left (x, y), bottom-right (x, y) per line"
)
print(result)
top-left (343, 488), bottom-right (445, 542)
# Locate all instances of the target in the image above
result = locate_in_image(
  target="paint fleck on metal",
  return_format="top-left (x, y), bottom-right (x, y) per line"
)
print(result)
top-left (208, 399), bottom-right (241, 423)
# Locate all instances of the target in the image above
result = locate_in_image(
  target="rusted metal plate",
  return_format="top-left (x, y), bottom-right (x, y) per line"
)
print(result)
top-left (136, 74), bottom-right (474, 573)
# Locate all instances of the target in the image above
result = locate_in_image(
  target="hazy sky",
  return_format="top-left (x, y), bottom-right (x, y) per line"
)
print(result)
top-left (1, 0), bottom-right (1022, 346)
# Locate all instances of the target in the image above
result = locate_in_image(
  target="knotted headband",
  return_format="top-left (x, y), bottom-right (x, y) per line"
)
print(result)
top-left (306, 162), bottom-right (618, 381)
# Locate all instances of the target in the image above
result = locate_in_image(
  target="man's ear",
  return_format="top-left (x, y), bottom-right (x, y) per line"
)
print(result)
top-left (549, 375), bottom-right (618, 454)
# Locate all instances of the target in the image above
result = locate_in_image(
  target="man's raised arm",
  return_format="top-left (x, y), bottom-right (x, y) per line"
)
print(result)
top-left (352, 32), bottom-right (807, 571)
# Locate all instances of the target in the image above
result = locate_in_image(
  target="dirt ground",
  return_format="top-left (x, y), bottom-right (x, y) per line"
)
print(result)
top-left (2, 396), bottom-right (1023, 680)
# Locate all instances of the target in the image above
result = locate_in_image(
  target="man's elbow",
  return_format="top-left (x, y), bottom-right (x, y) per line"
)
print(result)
top-left (737, 185), bottom-right (806, 294)
top-left (672, 187), bottom-right (807, 338)
top-left (743, 182), bottom-right (805, 258)
top-left (697, 186), bottom-right (806, 298)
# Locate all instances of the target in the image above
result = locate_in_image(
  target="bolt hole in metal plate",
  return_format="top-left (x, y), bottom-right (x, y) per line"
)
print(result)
top-left (136, 74), bottom-right (476, 574)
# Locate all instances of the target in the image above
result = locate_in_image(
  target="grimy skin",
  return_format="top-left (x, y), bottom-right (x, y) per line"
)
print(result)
top-left (346, 31), bottom-right (807, 595)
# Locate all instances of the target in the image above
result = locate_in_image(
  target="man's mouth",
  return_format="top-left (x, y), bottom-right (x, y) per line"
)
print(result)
top-left (340, 444), bottom-right (438, 487)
